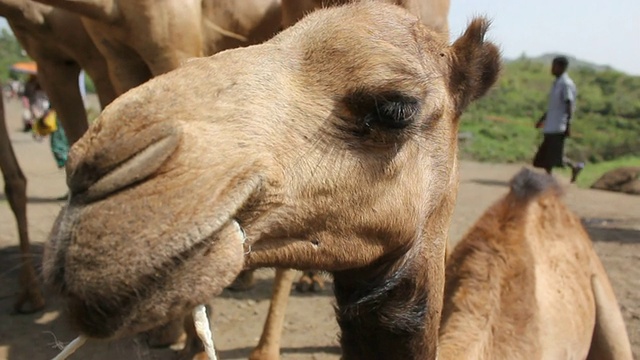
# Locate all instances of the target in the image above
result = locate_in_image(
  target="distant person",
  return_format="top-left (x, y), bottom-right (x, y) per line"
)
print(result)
top-left (20, 74), bottom-right (49, 132)
top-left (532, 56), bottom-right (584, 183)
top-left (6, 78), bottom-right (21, 100)
top-left (25, 76), bottom-right (71, 199)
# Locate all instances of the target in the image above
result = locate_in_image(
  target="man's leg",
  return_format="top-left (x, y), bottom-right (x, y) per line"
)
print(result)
top-left (563, 156), bottom-right (585, 183)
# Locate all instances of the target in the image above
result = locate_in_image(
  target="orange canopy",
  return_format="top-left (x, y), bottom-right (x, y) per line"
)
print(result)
top-left (10, 61), bottom-right (37, 74)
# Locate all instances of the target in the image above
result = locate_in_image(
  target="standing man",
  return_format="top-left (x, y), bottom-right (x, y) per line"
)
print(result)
top-left (533, 55), bottom-right (584, 183)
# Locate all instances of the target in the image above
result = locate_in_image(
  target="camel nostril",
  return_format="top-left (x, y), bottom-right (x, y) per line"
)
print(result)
top-left (67, 123), bottom-right (181, 202)
top-left (84, 134), bottom-right (179, 201)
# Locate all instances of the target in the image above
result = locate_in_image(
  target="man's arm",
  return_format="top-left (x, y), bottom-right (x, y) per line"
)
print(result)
top-left (535, 112), bottom-right (546, 128)
top-left (564, 100), bottom-right (573, 136)
top-left (563, 82), bottom-right (575, 136)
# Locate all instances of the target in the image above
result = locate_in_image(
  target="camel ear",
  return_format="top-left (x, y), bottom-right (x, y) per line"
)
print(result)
top-left (447, 17), bottom-right (501, 114)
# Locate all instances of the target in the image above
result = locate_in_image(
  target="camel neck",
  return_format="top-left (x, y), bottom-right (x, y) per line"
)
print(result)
top-left (332, 244), bottom-right (440, 360)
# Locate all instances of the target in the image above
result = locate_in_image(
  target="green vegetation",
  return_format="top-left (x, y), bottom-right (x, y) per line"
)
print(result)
top-left (459, 55), bottom-right (640, 180)
top-left (0, 29), bottom-right (30, 82)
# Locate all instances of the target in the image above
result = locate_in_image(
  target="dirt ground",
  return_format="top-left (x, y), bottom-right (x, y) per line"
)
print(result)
top-left (1, 94), bottom-right (638, 360)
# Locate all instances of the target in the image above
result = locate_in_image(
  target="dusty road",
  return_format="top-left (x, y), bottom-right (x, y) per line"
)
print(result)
top-left (1, 94), bottom-right (638, 359)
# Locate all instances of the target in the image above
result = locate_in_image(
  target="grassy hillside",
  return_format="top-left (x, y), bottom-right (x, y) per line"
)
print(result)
top-left (507, 53), bottom-right (616, 72)
top-left (459, 56), bottom-right (640, 171)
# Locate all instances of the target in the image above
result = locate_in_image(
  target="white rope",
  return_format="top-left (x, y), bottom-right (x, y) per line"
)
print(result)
top-left (203, 20), bottom-right (248, 42)
top-left (51, 335), bottom-right (88, 360)
top-left (192, 305), bottom-right (218, 360)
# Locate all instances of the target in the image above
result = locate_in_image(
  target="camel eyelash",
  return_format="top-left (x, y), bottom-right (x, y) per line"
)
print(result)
top-left (342, 89), bottom-right (421, 132)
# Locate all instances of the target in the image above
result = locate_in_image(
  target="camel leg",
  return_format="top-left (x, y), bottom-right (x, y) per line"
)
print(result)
top-left (0, 95), bottom-right (45, 313)
top-left (227, 269), bottom-right (257, 291)
top-left (84, 60), bottom-right (117, 111)
top-left (98, 47), bottom-right (153, 95)
top-left (295, 270), bottom-right (324, 293)
top-left (35, 59), bottom-right (87, 146)
top-left (250, 268), bottom-right (296, 360)
top-left (587, 273), bottom-right (633, 359)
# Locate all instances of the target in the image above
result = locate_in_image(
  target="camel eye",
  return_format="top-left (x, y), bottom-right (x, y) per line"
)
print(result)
top-left (342, 89), bottom-right (421, 133)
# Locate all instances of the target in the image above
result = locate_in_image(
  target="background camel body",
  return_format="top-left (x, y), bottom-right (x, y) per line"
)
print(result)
top-left (44, 2), bottom-right (499, 359)
top-left (34, 0), bottom-right (283, 94)
top-left (0, 0), bottom-right (116, 313)
top-left (440, 168), bottom-right (633, 360)
top-left (0, 0), bottom-right (116, 143)
top-left (280, 0), bottom-right (449, 33)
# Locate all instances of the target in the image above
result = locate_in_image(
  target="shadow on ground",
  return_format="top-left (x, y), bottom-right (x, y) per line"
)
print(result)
top-left (220, 275), bottom-right (334, 302)
top-left (582, 218), bottom-right (640, 244)
top-left (0, 193), bottom-right (66, 204)
top-left (218, 345), bottom-right (341, 359)
top-left (467, 179), bottom-right (511, 187)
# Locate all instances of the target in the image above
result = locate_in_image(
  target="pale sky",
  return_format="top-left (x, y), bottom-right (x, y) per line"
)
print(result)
top-left (2, 1), bottom-right (639, 75)
top-left (449, 0), bottom-right (640, 75)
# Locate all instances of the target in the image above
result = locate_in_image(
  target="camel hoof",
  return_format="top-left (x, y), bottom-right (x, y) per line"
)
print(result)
top-left (310, 277), bottom-right (325, 292)
top-left (295, 271), bottom-right (324, 293)
top-left (295, 274), bottom-right (313, 293)
top-left (226, 270), bottom-right (256, 291)
top-left (13, 292), bottom-right (45, 314)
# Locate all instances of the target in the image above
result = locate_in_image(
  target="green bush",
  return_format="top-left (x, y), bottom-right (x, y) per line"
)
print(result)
top-left (459, 56), bottom-right (640, 164)
top-left (0, 29), bottom-right (30, 83)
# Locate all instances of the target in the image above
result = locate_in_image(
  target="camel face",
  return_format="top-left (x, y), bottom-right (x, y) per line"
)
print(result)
top-left (44, 2), bottom-right (500, 340)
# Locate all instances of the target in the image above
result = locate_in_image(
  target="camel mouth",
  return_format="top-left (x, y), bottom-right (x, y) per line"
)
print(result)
top-left (54, 218), bottom-right (249, 340)
top-left (46, 166), bottom-right (262, 340)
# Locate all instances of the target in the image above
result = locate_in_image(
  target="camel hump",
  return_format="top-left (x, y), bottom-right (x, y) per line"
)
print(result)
top-left (508, 167), bottom-right (563, 202)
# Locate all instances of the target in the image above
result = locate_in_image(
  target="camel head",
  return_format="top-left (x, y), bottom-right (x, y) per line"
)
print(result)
top-left (44, 2), bottom-right (500, 341)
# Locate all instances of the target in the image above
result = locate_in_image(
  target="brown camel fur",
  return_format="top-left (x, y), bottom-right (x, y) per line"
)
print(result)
top-left (248, 1), bottom-right (451, 358)
top-left (0, 0), bottom-right (116, 313)
top-left (44, 2), bottom-right (500, 359)
top-left (440, 168), bottom-right (633, 360)
top-left (33, 0), bottom-right (283, 94)
top-left (232, 0), bottom-right (452, 293)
